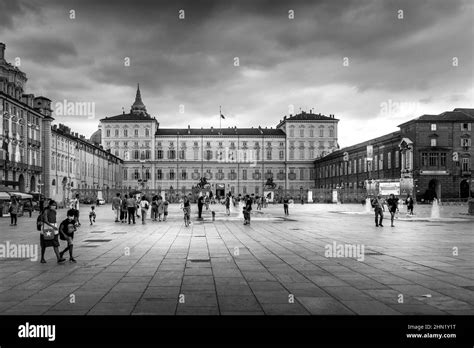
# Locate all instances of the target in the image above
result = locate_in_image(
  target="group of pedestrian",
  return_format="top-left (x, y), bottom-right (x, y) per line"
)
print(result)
top-left (370, 193), bottom-right (415, 227)
top-left (39, 200), bottom-right (77, 264)
top-left (111, 193), bottom-right (169, 225)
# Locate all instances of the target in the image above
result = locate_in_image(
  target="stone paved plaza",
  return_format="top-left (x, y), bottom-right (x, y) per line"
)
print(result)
top-left (0, 203), bottom-right (473, 315)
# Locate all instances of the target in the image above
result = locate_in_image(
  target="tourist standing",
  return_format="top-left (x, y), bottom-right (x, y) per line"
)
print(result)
top-left (163, 196), bottom-right (169, 221)
top-left (371, 195), bottom-right (385, 227)
top-left (126, 194), bottom-right (136, 224)
top-left (405, 194), bottom-right (414, 215)
top-left (283, 196), bottom-right (289, 216)
top-left (58, 209), bottom-right (77, 263)
top-left (9, 196), bottom-right (19, 226)
top-left (182, 195), bottom-right (191, 227)
top-left (140, 196), bottom-right (149, 224)
top-left (112, 193), bottom-right (121, 222)
top-left (120, 194), bottom-right (128, 223)
top-left (197, 193), bottom-right (204, 219)
top-left (256, 196), bottom-right (262, 210)
top-left (157, 196), bottom-right (164, 221)
top-left (151, 195), bottom-right (158, 222)
top-left (243, 194), bottom-right (252, 225)
top-left (225, 194), bottom-right (231, 216)
top-left (40, 200), bottom-right (65, 264)
top-left (386, 194), bottom-right (399, 227)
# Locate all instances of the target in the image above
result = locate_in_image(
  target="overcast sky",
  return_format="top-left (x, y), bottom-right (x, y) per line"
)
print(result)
top-left (1, 0), bottom-right (472, 146)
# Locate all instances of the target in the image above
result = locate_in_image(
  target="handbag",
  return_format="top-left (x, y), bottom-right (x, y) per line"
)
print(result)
top-left (43, 228), bottom-right (55, 241)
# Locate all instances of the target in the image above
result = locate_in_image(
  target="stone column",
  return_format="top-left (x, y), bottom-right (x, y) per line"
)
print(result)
top-left (42, 117), bottom-right (53, 198)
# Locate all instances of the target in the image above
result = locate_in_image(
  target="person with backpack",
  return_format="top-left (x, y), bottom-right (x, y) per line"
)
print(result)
top-left (58, 209), bottom-right (77, 263)
top-left (139, 196), bottom-right (149, 224)
top-left (40, 200), bottom-right (65, 264)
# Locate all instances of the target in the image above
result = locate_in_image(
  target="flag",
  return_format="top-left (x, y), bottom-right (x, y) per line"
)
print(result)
top-left (220, 113), bottom-right (225, 119)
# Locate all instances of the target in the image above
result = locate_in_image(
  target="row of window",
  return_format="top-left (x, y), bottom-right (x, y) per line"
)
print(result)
top-left (421, 152), bottom-right (470, 171)
top-left (288, 127), bottom-right (335, 138)
top-left (318, 151), bottom-right (401, 179)
top-left (114, 147), bottom-right (331, 161)
top-left (2, 101), bottom-right (41, 126)
top-left (105, 128), bottom-right (150, 138)
top-left (429, 138), bottom-right (471, 147)
top-left (430, 123), bottom-right (472, 131)
top-left (123, 168), bottom-right (315, 181)
top-left (4, 145), bottom-right (39, 165)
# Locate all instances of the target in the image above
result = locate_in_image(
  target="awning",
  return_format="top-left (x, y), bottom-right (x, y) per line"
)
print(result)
top-left (0, 192), bottom-right (10, 200)
top-left (8, 192), bottom-right (33, 199)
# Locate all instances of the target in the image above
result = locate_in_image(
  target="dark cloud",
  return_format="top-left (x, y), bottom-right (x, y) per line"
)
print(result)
top-left (0, 0), bottom-right (471, 145)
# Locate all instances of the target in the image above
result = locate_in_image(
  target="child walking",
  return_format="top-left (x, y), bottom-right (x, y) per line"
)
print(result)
top-left (59, 209), bottom-right (77, 263)
top-left (89, 206), bottom-right (96, 225)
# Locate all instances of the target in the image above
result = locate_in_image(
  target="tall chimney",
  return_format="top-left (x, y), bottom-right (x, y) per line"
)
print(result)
top-left (0, 43), bottom-right (5, 61)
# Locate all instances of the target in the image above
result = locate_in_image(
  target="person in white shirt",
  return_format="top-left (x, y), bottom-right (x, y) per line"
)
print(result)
top-left (139, 196), bottom-right (149, 224)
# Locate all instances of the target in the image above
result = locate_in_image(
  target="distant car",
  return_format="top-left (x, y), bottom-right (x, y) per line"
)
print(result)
top-left (80, 198), bottom-right (92, 204)
top-left (97, 198), bottom-right (106, 205)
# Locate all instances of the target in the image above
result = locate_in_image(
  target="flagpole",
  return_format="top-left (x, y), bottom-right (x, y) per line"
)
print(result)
top-left (219, 105), bottom-right (222, 135)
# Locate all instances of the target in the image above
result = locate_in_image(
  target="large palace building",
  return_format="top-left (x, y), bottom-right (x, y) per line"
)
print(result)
top-left (99, 85), bottom-right (339, 198)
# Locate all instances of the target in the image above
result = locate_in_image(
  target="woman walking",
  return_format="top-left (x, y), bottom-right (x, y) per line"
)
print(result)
top-left (40, 200), bottom-right (66, 264)
top-left (386, 194), bottom-right (399, 227)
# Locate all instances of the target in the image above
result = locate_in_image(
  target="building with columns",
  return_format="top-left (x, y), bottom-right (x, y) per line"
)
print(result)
top-left (0, 42), bottom-right (51, 195)
top-left (99, 85), bottom-right (339, 199)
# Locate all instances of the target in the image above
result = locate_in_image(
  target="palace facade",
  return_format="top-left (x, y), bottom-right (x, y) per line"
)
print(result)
top-left (99, 86), bottom-right (339, 197)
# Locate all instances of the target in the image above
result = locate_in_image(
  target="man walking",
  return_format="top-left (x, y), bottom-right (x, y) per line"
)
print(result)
top-left (112, 193), bottom-right (121, 222)
top-left (371, 194), bottom-right (385, 227)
